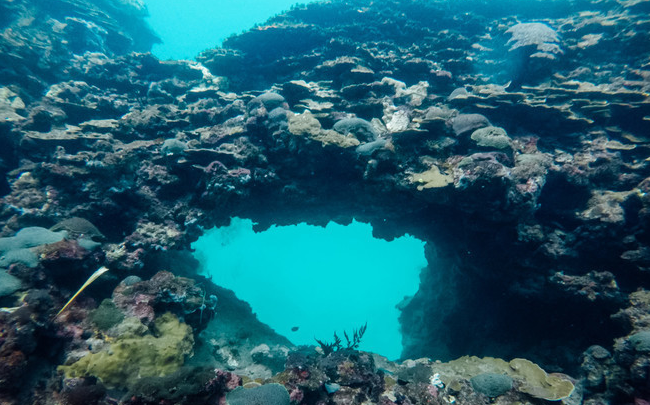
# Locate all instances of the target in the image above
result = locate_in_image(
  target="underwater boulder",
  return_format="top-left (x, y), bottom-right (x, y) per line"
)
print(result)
top-left (288, 111), bottom-right (322, 137)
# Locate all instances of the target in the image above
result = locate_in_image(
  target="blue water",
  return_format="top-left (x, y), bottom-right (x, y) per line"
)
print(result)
top-left (192, 218), bottom-right (427, 360)
top-left (145, 0), bottom-right (312, 60)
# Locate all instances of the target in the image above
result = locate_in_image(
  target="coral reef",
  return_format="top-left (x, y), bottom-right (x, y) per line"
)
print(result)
top-left (226, 383), bottom-right (290, 405)
top-left (430, 356), bottom-right (575, 401)
top-left (59, 312), bottom-right (194, 388)
top-left (0, 0), bottom-right (649, 403)
top-left (0, 0), bottom-right (158, 97)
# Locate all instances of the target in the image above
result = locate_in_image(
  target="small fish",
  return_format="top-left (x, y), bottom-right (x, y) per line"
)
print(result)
top-left (291, 326), bottom-right (299, 332)
top-left (57, 266), bottom-right (110, 316)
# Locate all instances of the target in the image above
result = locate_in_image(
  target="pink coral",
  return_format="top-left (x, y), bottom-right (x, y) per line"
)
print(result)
top-left (289, 387), bottom-right (304, 403)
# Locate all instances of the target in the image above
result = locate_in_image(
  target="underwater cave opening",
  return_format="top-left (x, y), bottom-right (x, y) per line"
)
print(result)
top-left (191, 217), bottom-right (428, 360)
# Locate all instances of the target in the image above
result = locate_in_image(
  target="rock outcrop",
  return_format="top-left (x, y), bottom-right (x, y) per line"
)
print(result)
top-left (1, 0), bottom-right (650, 403)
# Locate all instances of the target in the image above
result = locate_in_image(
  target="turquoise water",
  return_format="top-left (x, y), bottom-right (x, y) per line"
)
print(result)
top-left (145, 0), bottom-right (311, 60)
top-left (192, 218), bottom-right (427, 360)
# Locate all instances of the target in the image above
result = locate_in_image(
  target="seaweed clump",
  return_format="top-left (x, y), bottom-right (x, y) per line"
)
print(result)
top-left (315, 323), bottom-right (367, 355)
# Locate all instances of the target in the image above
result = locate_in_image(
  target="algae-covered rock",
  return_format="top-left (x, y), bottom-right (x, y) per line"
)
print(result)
top-left (127, 367), bottom-right (223, 404)
top-left (313, 130), bottom-right (360, 148)
top-left (433, 356), bottom-right (510, 383)
top-left (289, 112), bottom-right (360, 148)
top-left (410, 165), bottom-right (453, 190)
top-left (59, 313), bottom-right (194, 388)
top-left (432, 356), bottom-right (574, 401)
top-left (580, 190), bottom-right (635, 224)
top-left (508, 358), bottom-right (575, 401)
top-left (288, 111), bottom-right (321, 136)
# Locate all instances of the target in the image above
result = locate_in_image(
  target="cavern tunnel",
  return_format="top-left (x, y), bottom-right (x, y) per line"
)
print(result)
top-left (178, 187), bottom-right (626, 374)
top-left (192, 217), bottom-right (427, 361)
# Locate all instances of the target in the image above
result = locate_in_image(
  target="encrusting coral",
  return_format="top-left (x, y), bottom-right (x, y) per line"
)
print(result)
top-left (431, 356), bottom-right (575, 401)
top-left (59, 312), bottom-right (194, 388)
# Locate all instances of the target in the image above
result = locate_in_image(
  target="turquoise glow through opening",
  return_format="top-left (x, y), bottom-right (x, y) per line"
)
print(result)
top-left (145, 0), bottom-right (313, 60)
top-left (192, 218), bottom-right (427, 360)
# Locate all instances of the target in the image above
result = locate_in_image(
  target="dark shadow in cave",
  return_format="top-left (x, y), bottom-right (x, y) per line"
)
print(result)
top-left (193, 190), bottom-right (626, 373)
top-left (0, 172), bottom-right (9, 198)
top-left (535, 172), bottom-right (592, 229)
top-left (402, 262), bottom-right (626, 373)
top-left (0, 125), bottom-right (16, 198)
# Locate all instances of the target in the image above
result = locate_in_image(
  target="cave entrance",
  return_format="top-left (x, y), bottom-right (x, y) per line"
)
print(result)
top-left (191, 217), bottom-right (428, 360)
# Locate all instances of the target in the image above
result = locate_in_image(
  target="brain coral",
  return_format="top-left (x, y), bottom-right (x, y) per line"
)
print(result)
top-left (470, 126), bottom-right (512, 149)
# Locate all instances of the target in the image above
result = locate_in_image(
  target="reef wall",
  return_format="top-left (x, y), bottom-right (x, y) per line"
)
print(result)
top-left (1, 0), bottom-right (650, 403)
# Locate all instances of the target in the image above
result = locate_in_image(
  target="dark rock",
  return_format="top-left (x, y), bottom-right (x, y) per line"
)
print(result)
top-left (451, 114), bottom-right (490, 136)
top-left (2, 1), bottom-right (650, 404)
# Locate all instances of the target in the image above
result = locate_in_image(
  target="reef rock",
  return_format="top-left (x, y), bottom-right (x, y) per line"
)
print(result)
top-left (1, 0), bottom-right (650, 404)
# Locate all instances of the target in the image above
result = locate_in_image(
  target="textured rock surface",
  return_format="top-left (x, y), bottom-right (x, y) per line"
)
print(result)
top-left (1, 0), bottom-right (650, 404)
top-left (0, 0), bottom-right (158, 97)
